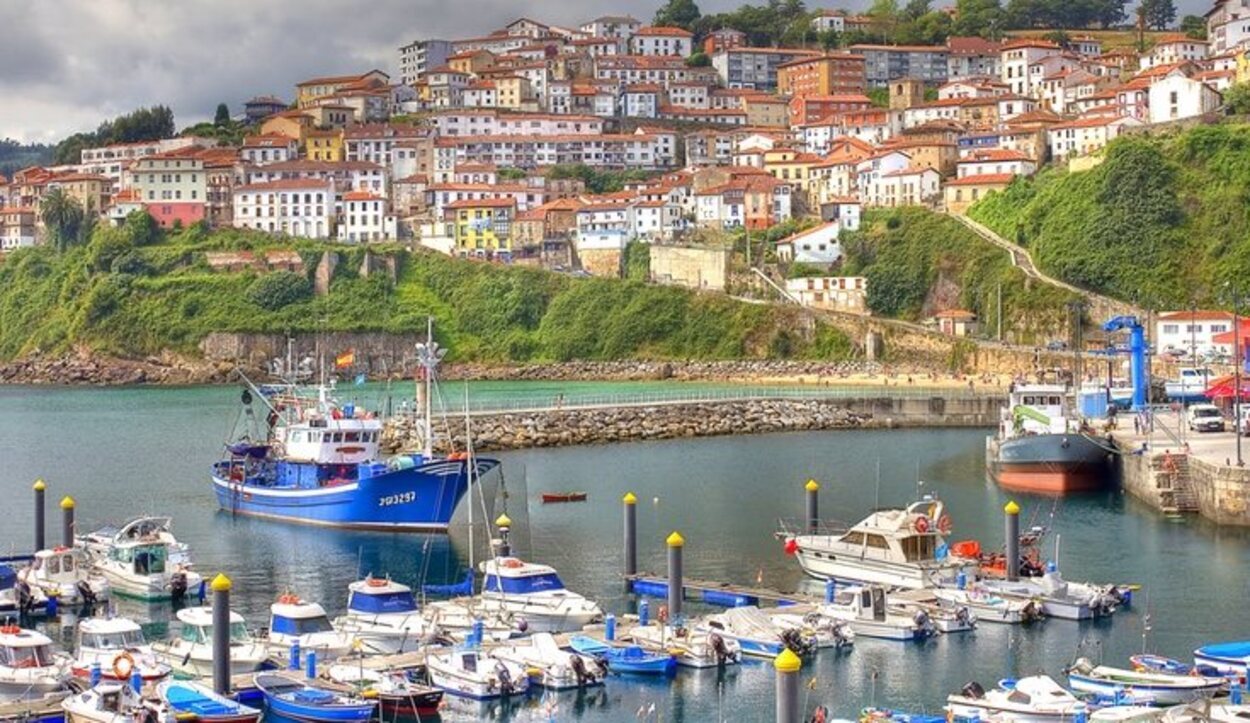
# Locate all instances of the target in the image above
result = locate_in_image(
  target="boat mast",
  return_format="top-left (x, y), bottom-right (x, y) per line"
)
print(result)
top-left (414, 317), bottom-right (443, 459)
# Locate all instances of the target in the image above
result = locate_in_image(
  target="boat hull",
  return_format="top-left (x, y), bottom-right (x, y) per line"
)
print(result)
top-left (211, 458), bottom-right (498, 531)
top-left (377, 690), bottom-right (443, 717)
top-left (1068, 673), bottom-right (1222, 706)
top-left (988, 434), bottom-right (1112, 494)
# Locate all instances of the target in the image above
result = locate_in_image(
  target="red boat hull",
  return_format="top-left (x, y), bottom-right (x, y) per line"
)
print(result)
top-left (380, 690), bottom-right (443, 717)
top-left (992, 462), bottom-right (1108, 494)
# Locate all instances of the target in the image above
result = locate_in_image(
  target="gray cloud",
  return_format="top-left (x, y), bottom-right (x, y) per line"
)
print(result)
top-left (0, 0), bottom-right (1216, 144)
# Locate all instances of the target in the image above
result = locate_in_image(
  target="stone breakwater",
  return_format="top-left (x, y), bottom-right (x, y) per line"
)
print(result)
top-left (440, 360), bottom-right (883, 382)
top-left (0, 352), bottom-right (235, 386)
top-left (382, 399), bottom-right (873, 453)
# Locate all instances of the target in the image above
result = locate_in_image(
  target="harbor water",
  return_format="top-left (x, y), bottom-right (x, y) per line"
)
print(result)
top-left (2, 382), bottom-right (1249, 721)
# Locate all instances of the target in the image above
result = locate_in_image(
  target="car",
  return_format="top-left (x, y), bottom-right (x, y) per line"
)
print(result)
top-left (1046, 340), bottom-right (1068, 351)
top-left (1238, 407), bottom-right (1250, 437)
top-left (1188, 404), bottom-right (1226, 433)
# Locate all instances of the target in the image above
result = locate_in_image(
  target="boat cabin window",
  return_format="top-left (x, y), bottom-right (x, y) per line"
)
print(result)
top-left (183, 622), bottom-right (250, 644)
top-left (271, 615), bottom-right (334, 635)
top-left (901, 535), bottom-right (936, 562)
top-left (101, 690), bottom-right (121, 712)
top-left (1007, 690), bottom-right (1032, 705)
top-left (864, 534), bottom-right (890, 550)
top-left (0, 643), bottom-right (54, 668)
top-left (132, 545), bottom-right (167, 574)
top-left (61, 555), bottom-right (74, 572)
top-left (344, 432), bottom-right (360, 442)
top-left (841, 531), bottom-right (865, 546)
top-left (85, 629), bottom-right (145, 649)
top-left (180, 625), bottom-right (206, 644)
top-left (45, 557), bottom-right (60, 575)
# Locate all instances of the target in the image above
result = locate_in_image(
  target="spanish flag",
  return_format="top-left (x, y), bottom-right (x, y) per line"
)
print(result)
top-left (334, 349), bottom-right (355, 369)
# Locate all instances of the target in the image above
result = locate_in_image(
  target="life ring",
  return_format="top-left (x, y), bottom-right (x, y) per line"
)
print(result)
top-left (914, 515), bottom-right (930, 534)
top-left (501, 559), bottom-right (524, 569)
top-left (229, 467), bottom-right (244, 482)
top-left (0, 625), bottom-right (19, 635)
top-left (937, 514), bottom-right (952, 534)
top-left (657, 605), bottom-right (669, 623)
top-left (448, 452), bottom-right (467, 461)
top-left (277, 593), bottom-right (300, 605)
top-left (366, 577), bottom-right (388, 588)
top-left (112, 651), bottom-right (135, 680)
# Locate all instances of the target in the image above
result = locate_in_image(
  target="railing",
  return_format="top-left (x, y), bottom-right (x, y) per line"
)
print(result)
top-left (421, 384), bottom-right (1005, 416)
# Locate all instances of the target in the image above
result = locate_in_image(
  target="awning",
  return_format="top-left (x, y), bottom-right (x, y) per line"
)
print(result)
top-left (1204, 374), bottom-right (1250, 400)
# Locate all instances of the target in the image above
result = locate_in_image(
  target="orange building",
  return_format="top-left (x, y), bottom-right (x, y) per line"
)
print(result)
top-left (777, 53), bottom-right (866, 98)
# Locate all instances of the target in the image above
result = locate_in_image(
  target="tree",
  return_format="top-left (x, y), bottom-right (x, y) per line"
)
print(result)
top-left (248, 272), bottom-right (313, 311)
top-left (902, 0), bottom-right (931, 21)
top-left (653, 0), bottom-right (701, 31)
top-left (867, 0), bottom-right (901, 42)
top-left (1092, 0), bottom-right (1129, 28)
top-left (1140, 0), bottom-right (1176, 30)
top-left (1225, 84), bottom-right (1250, 114)
top-left (953, 0), bottom-right (1005, 38)
top-left (1181, 14), bottom-right (1207, 39)
top-left (685, 51), bottom-right (711, 67)
top-left (214, 103), bottom-right (230, 126)
top-left (39, 188), bottom-right (85, 252)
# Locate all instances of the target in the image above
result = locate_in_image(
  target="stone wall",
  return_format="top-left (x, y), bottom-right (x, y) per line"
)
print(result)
top-left (578, 248), bottom-right (622, 277)
top-left (1189, 457), bottom-right (1250, 525)
top-left (650, 245), bottom-right (729, 291)
top-left (199, 332), bottom-right (424, 375)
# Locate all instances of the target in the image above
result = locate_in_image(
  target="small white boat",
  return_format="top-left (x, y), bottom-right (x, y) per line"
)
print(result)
top-left (82, 518), bottom-right (201, 602)
top-left (0, 626), bottom-right (72, 702)
top-left (933, 585), bottom-right (1044, 624)
top-left (1165, 368), bottom-right (1213, 403)
top-left (1067, 657), bottom-right (1224, 706)
top-left (73, 617), bottom-right (170, 682)
top-left (695, 607), bottom-right (817, 659)
top-left (625, 622), bottom-right (743, 668)
top-left (265, 595), bottom-right (354, 665)
top-left (1091, 706), bottom-right (1165, 722)
top-left (488, 632), bottom-right (605, 690)
top-left (783, 496), bottom-right (976, 589)
top-left (20, 548), bottom-right (110, 608)
top-left (332, 577), bottom-right (438, 655)
top-left (62, 680), bottom-right (165, 723)
top-left (425, 649), bottom-right (529, 700)
top-left (766, 610), bottom-right (855, 649)
top-left (421, 600), bottom-right (523, 642)
top-left (473, 557), bottom-right (604, 633)
top-left (150, 607), bottom-right (268, 679)
top-left (812, 586), bottom-right (937, 641)
top-left (946, 676), bottom-right (1087, 723)
top-left (980, 571), bottom-right (1118, 620)
top-left (1162, 702), bottom-right (1250, 722)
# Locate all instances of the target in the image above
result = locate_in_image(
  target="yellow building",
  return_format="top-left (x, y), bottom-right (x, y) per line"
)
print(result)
top-left (1238, 50), bottom-right (1250, 85)
top-left (304, 128), bottom-right (344, 162)
top-left (260, 111), bottom-right (314, 143)
top-left (447, 197), bottom-right (516, 257)
top-left (448, 49), bottom-right (495, 76)
top-left (49, 173), bottom-right (111, 213)
top-left (742, 96), bottom-right (789, 127)
top-left (763, 149), bottom-right (824, 200)
top-left (295, 70), bottom-right (389, 108)
top-left (493, 75), bottom-right (534, 109)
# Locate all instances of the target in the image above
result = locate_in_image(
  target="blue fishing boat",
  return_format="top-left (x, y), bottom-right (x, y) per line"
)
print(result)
top-left (568, 636), bottom-right (676, 677)
top-left (158, 679), bottom-right (262, 723)
top-left (1194, 640), bottom-right (1250, 675)
top-left (254, 673), bottom-right (377, 723)
top-left (210, 327), bottom-right (499, 531)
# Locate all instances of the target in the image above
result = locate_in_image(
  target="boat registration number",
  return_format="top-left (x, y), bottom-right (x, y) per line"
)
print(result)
top-left (379, 492), bottom-right (416, 507)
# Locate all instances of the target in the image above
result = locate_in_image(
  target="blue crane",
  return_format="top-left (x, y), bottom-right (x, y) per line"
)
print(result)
top-left (1102, 315), bottom-right (1148, 411)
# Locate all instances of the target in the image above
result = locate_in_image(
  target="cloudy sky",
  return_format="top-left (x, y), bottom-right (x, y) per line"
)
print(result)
top-left (2, 0), bottom-right (1211, 144)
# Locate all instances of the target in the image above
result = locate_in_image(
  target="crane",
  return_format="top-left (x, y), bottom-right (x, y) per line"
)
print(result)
top-left (1102, 315), bottom-right (1147, 411)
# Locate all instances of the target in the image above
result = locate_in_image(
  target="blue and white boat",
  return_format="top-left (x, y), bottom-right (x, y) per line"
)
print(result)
top-left (253, 672), bottom-right (376, 723)
top-left (1066, 658), bottom-right (1225, 706)
top-left (158, 679), bottom-right (262, 723)
top-left (567, 636), bottom-right (676, 677)
top-left (332, 577), bottom-right (439, 654)
top-left (1194, 640), bottom-right (1250, 675)
top-left (1165, 368), bottom-right (1213, 403)
top-left (211, 329), bottom-right (499, 531)
top-left (695, 607), bottom-right (818, 659)
top-left (474, 557), bottom-right (604, 633)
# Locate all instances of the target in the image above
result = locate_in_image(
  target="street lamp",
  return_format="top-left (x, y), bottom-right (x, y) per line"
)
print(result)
top-left (1224, 282), bottom-right (1244, 467)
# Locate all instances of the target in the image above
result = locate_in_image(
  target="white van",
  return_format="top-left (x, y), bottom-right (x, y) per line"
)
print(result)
top-left (1187, 404), bottom-right (1225, 433)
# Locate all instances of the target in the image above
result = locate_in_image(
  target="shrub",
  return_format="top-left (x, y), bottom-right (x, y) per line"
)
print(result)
top-left (247, 271), bottom-right (312, 311)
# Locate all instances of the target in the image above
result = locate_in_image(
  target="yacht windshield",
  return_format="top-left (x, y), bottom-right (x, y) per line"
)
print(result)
top-left (86, 630), bottom-right (145, 649)
top-left (1193, 408), bottom-right (1221, 418)
top-left (484, 573), bottom-right (565, 594)
top-left (0, 644), bottom-right (55, 668)
top-left (132, 545), bottom-right (167, 574)
top-left (271, 616), bottom-right (334, 635)
top-left (901, 535), bottom-right (937, 562)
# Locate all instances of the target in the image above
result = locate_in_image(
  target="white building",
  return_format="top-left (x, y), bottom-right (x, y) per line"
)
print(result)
top-left (1156, 311), bottom-right (1235, 356)
top-left (811, 12), bottom-right (845, 33)
top-left (864, 167), bottom-right (941, 207)
top-left (576, 203), bottom-right (633, 248)
top-left (1209, 0), bottom-right (1250, 55)
top-left (398, 39), bottom-right (452, 85)
top-left (785, 276), bottom-right (868, 313)
top-left (623, 86), bottom-right (661, 118)
top-left (338, 191), bottom-right (396, 242)
top-left (1148, 70), bottom-right (1224, 124)
top-left (956, 149), bottom-right (1037, 178)
top-left (1048, 115), bottom-right (1144, 160)
top-left (232, 178), bottom-right (335, 238)
top-left (1141, 37), bottom-right (1209, 70)
top-left (241, 135), bottom-right (298, 166)
top-left (1000, 40), bottom-right (1062, 96)
top-left (0, 207), bottom-right (36, 251)
top-left (629, 26), bottom-right (693, 57)
top-left (775, 222), bottom-right (844, 265)
top-left (579, 15), bottom-right (641, 41)
top-left (428, 111), bottom-right (603, 137)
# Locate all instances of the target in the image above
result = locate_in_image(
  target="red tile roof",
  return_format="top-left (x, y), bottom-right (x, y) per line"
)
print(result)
top-left (635, 25), bottom-right (693, 37)
top-left (446, 197), bottom-right (517, 209)
top-left (946, 173), bottom-right (1016, 186)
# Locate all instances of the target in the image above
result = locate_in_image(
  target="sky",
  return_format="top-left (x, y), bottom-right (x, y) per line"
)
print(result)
top-left (1, 0), bottom-right (1213, 145)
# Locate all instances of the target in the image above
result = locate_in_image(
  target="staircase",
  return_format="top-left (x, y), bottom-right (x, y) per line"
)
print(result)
top-left (1153, 453), bottom-right (1199, 514)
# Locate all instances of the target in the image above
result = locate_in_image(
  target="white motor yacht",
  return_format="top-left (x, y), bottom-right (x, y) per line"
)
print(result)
top-left (332, 577), bottom-right (439, 655)
top-left (150, 606), bottom-right (268, 678)
top-left (265, 595), bottom-right (354, 664)
top-left (809, 585), bottom-right (937, 641)
top-left (473, 557), bottom-right (603, 633)
top-left (695, 607), bottom-right (817, 659)
top-left (0, 626), bottom-right (72, 702)
top-left (82, 519), bottom-right (200, 602)
top-left (946, 675), bottom-right (1087, 723)
top-left (933, 585), bottom-right (1044, 624)
top-left (425, 649), bottom-right (529, 700)
top-left (62, 680), bottom-right (165, 723)
top-left (625, 621), bottom-right (743, 668)
top-left (488, 632), bottom-right (605, 690)
top-left (980, 571), bottom-right (1119, 620)
top-left (783, 497), bottom-right (976, 589)
top-left (20, 548), bottom-right (109, 607)
top-left (72, 617), bottom-right (170, 682)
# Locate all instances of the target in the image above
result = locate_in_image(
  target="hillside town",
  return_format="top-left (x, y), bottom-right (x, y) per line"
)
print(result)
top-left (0, 2), bottom-right (1241, 308)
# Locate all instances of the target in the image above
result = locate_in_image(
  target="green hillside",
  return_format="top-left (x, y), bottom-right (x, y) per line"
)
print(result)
top-left (968, 124), bottom-right (1250, 308)
top-left (840, 208), bottom-right (1079, 343)
top-left (0, 219), bottom-right (851, 363)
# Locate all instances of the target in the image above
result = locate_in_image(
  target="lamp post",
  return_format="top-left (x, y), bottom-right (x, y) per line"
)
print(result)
top-left (1225, 282), bottom-right (1243, 467)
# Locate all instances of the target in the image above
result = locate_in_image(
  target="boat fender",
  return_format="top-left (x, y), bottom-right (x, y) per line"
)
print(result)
top-left (914, 516), bottom-right (930, 534)
top-left (112, 651), bottom-right (136, 681)
top-left (961, 681), bottom-right (986, 700)
top-left (77, 580), bottom-right (97, 606)
top-left (938, 514), bottom-right (952, 534)
top-left (657, 605), bottom-right (668, 624)
top-left (495, 661), bottom-right (514, 694)
top-left (783, 537), bottom-right (798, 556)
top-left (570, 653), bottom-right (589, 686)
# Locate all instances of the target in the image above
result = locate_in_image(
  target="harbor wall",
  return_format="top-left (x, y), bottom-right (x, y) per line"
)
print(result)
top-left (1115, 439), bottom-right (1250, 526)
top-left (1189, 457), bottom-right (1250, 525)
top-left (382, 395), bottom-right (1005, 453)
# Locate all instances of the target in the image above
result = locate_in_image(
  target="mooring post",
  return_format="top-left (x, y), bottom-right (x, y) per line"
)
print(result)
top-left (1005, 500), bottom-right (1020, 582)
top-left (288, 641), bottom-right (301, 671)
top-left (60, 496), bottom-right (75, 548)
top-left (805, 479), bottom-right (819, 533)
top-left (774, 648), bottom-right (801, 723)
top-left (494, 513), bottom-right (512, 558)
top-left (33, 479), bottom-right (46, 552)
top-left (210, 574), bottom-right (232, 695)
top-left (623, 492), bottom-right (637, 578)
top-left (305, 651), bottom-right (317, 680)
top-left (666, 531), bottom-right (684, 621)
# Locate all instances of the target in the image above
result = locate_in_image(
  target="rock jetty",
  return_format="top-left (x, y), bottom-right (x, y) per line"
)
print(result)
top-left (382, 398), bottom-right (871, 453)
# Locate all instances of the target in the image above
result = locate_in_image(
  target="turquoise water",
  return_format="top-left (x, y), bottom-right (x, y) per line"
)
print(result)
top-left (1, 383), bottom-right (1249, 721)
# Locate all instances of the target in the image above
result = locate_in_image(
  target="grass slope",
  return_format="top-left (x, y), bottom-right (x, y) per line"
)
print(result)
top-left (968, 125), bottom-right (1250, 307)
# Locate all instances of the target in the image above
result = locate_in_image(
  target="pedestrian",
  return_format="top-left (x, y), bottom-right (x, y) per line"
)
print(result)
top-left (1134, 416), bottom-right (1141, 435)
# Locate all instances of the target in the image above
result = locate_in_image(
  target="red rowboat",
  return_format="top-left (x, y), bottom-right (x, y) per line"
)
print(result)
top-left (541, 491), bottom-right (588, 503)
